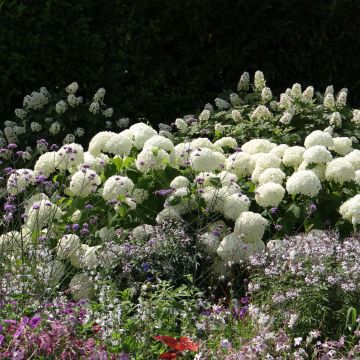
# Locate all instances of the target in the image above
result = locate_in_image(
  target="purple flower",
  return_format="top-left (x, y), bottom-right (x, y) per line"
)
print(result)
top-left (29, 316), bottom-right (41, 329)
top-left (7, 143), bottom-right (17, 149)
top-left (72, 224), bottom-right (80, 231)
top-left (142, 263), bottom-right (150, 272)
top-left (4, 167), bottom-right (13, 174)
top-left (85, 203), bottom-right (93, 209)
top-left (50, 144), bottom-right (59, 151)
top-left (4, 203), bottom-right (16, 212)
top-left (0, 334), bottom-right (4, 346)
top-left (274, 224), bottom-right (283, 231)
top-left (32, 204), bottom-right (40, 210)
top-left (37, 139), bottom-right (48, 146)
top-left (154, 188), bottom-right (176, 196)
top-left (13, 316), bottom-right (29, 338)
top-left (270, 207), bottom-right (278, 214)
top-left (35, 175), bottom-right (47, 184)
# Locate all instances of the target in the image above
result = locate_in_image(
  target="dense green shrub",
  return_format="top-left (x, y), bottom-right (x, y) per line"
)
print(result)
top-left (1, 0), bottom-right (360, 127)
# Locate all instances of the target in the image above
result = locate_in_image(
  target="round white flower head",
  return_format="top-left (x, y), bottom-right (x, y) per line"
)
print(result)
top-left (304, 130), bottom-right (334, 149)
top-left (325, 158), bottom-right (355, 184)
top-left (57, 234), bottom-right (81, 259)
top-left (97, 227), bottom-right (117, 242)
top-left (191, 137), bottom-right (214, 150)
top-left (143, 135), bottom-right (174, 153)
top-left (103, 107), bottom-right (113, 118)
top-left (88, 131), bottom-right (116, 156)
top-left (226, 152), bottom-right (254, 178)
top-left (331, 137), bottom-right (352, 156)
top-left (26, 200), bottom-right (63, 231)
top-left (69, 169), bottom-right (101, 197)
top-left (66, 82), bottom-right (79, 94)
top-left (131, 188), bottom-right (149, 204)
top-left (82, 245), bottom-right (101, 269)
top-left (49, 122), bottom-right (61, 135)
top-left (234, 211), bottom-right (268, 243)
top-left (63, 134), bottom-right (76, 144)
top-left (55, 100), bottom-right (68, 114)
top-left (170, 176), bottom-right (190, 189)
top-left (218, 171), bottom-right (238, 186)
top-left (15, 108), bottom-right (27, 119)
top-left (129, 122), bottom-right (157, 149)
top-left (173, 142), bottom-right (192, 166)
top-left (282, 146), bottom-right (306, 168)
top-left (298, 161), bottom-right (326, 181)
top-left (23, 193), bottom-right (50, 215)
top-left (69, 273), bottom-right (95, 300)
top-left (117, 117), bottom-right (130, 128)
top-left (344, 149), bottom-right (360, 170)
top-left (80, 151), bottom-right (109, 174)
top-left (199, 109), bottom-right (211, 122)
top-left (217, 233), bottom-right (265, 263)
top-left (74, 127), bottom-right (85, 137)
top-left (7, 169), bottom-right (35, 195)
top-left (70, 209), bottom-right (81, 223)
top-left (190, 148), bottom-right (225, 172)
top-left (231, 109), bottom-right (243, 122)
top-left (69, 244), bottom-right (89, 268)
top-left (214, 137), bottom-right (237, 149)
top-left (250, 105), bottom-right (272, 121)
top-left (106, 129), bottom-right (133, 156)
top-left (156, 207), bottom-right (182, 224)
top-left (251, 153), bottom-right (282, 182)
top-left (355, 170), bottom-right (360, 186)
top-left (195, 172), bottom-right (216, 187)
top-left (258, 168), bottom-right (286, 185)
top-left (30, 122), bottom-right (42, 132)
top-left (270, 144), bottom-right (289, 159)
top-left (255, 182), bottom-right (285, 208)
top-left (241, 139), bottom-right (276, 154)
top-left (42, 260), bottom-right (66, 285)
top-left (131, 224), bottom-right (155, 240)
top-left (324, 126), bottom-right (334, 135)
top-left (286, 170), bottom-right (322, 197)
top-left (199, 232), bottom-right (221, 254)
top-left (102, 176), bottom-right (134, 201)
top-left (34, 152), bottom-right (57, 176)
top-left (339, 195), bottom-right (360, 224)
top-left (164, 187), bottom-right (196, 215)
top-left (56, 143), bottom-right (84, 171)
top-left (302, 86), bottom-right (314, 102)
top-left (136, 147), bottom-right (170, 173)
top-left (223, 193), bottom-right (251, 221)
top-left (175, 118), bottom-right (188, 132)
top-left (303, 145), bottom-right (332, 164)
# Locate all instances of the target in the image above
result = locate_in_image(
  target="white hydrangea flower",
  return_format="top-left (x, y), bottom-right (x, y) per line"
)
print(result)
top-left (331, 137), bottom-right (352, 156)
top-left (70, 209), bottom-right (81, 223)
top-left (82, 245), bottom-right (101, 269)
top-left (230, 93), bottom-right (241, 106)
top-left (129, 122), bottom-right (157, 149)
top-left (250, 105), bottom-right (272, 121)
top-left (88, 131), bottom-right (115, 156)
top-left (175, 118), bottom-right (188, 132)
top-left (269, 144), bottom-right (289, 159)
top-left (199, 109), bottom-right (211, 122)
top-left (42, 260), bottom-right (65, 285)
top-left (323, 93), bottom-right (335, 109)
top-left (67, 94), bottom-right (77, 107)
top-left (56, 143), bottom-right (84, 171)
top-left (304, 130), bottom-right (334, 149)
top-left (261, 87), bottom-right (272, 102)
top-left (254, 70), bottom-right (266, 91)
top-left (234, 211), bottom-right (268, 243)
top-left (330, 112), bottom-right (342, 128)
top-left (156, 207), bottom-right (182, 224)
top-left (258, 168), bottom-right (286, 185)
top-left (15, 108), bottom-right (27, 119)
top-left (339, 195), bottom-right (360, 224)
top-left (74, 127), bottom-right (85, 137)
top-left (282, 146), bottom-right (305, 168)
top-left (279, 93), bottom-right (293, 109)
top-left (131, 224), bottom-right (155, 240)
top-left (26, 200), bottom-right (63, 231)
top-left (354, 170), bottom-right (360, 186)
top-left (34, 151), bottom-right (57, 176)
top-left (93, 88), bottom-right (106, 101)
top-left (23, 90), bottom-right (49, 110)
top-left (223, 193), bottom-right (251, 221)
top-left (30, 122), bottom-right (42, 132)
top-left (117, 117), bottom-right (130, 128)
top-left (286, 170), bottom-right (322, 197)
top-left (237, 71), bottom-right (250, 91)
top-left (344, 149), bottom-right (360, 170)
top-left (143, 135), bottom-right (174, 153)
top-left (106, 130), bottom-right (133, 155)
top-left (325, 158), bottom-right (355, 184)
top-left (190, 148), bottom-right (225, 172)
top-left (226, 152), bottom-right (254, 178)
top-left (214, 137), bottom-right (237, 149)
top-left (136, 147), bottom-right (170, 173)
top-left (49, 122), bottom-right (61, 135)
top-left (13, 126), bottom-right (26, 135)
top-left (324, 126), bottom-right (334, 135)
top-left (102, 175), bottom-right (134, 201)
top-left (69, 273), bottom-right (95, 300)
top-left (218, 171), bottom-right (238, 186)
top-left (89, 101), bottom-right (100, 114)
top-left (79, 152), bottom-right (109, 173)
top-left (57, 234), bottom-right (81, 259)
top-left (55, 100), bottom-right (68, 114)
top-left (241, 139), bottom-right (276, 154)
top-left (231, 109), bottom-right (243, 122)
top-left (325, 85), bottom-right (334, 96)
top-left (7, 169), bottom-right (35, 195)
top-left (66, 82), bottom-right (79, 94)
top-left (23, 193), bottom-right (50, 215)
top-left (352, 109), bottom-right (360, 125)
top-left (298, 161), bottom-right (326, 181)
top-left (190, 137), bottom-right (214, 150)
top-left (255, 182), bottom-right (285, 208)
top-left (69, 169), bottom-right (101, 197)
top-left (199, 232), bottom-right (221, 254)
top-left (103, 107), bottom-right (114, 118)
top-left (291, 83), bottom-right (302, 98)
top-left (131, 188), bottom-right (149, 203)
top-left (215, 123), bottom-right (225, 133)
top-left (251, 153), bottom-right (282, 182)
top-left (214, 97), bottom-right (230, 110)
top-left (172, 142), bottom-right (192, 166)
top-left (302, 86), bottom-right (314, 102)
top-left (303, 145), bottom-right (332, 164)
top-left (170, 176), bottom-right (190, 189)
top-left (336, 88), bottom-right (347, 107)
top-left (63, 134), bottom-right (76, 144)
top-left (217, 234), bottom-right (265, 263)
top-left (164, 187), bottom-right (196, 215)
top-left (279, 112), bottom-right (292, 125)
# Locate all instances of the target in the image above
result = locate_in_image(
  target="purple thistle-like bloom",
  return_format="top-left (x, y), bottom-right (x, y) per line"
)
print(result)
top-left (37, 236), bottom-right (48, 242)
top-left (7, 143), bottom-right (17, 149)
top-left (37, 139), bottom-right (48, 146)
top-left (72, 224), bottom-right (80, 231)
top-left (32, 203), bottom-right (41, 210)
top-left (0, 334), bottom-right (4, 346)
top-left (4, 203), bottom-right (16, 212)
top-left (154, 188), bottom-right (176, 197)
top-left (35, 175), bottom-right (47, 184)
top-left (4, 167), bottom-right (13, 174)
top-left (270, 207), bottom-right (278, 214)
top-left (15, 151), bottom-right (24, 156)
top-left (85, 203), bottom-right (93, 209)
top-left (50, 144), bottom-right (59, 151)
top-left (80, 228), bottom-right (90, 236)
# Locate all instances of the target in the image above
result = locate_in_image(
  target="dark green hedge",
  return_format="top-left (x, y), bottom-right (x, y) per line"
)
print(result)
top-left (1, 0), bottom-right (360, 126)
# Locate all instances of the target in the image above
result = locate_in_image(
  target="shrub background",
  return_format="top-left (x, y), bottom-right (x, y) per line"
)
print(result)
top-left (1, 0), bottom-right (360, 125)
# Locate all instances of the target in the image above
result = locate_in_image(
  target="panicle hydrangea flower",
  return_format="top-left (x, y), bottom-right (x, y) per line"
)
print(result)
top-left (231, 109), bottom-right (243, 122)
top-left (237, 71), bottom-right (250, 91)
top-left (286, 170), bottom-right (322, 197)
top-left (63, 133), bottom-right (76, 144)
top-left (279, 111), bottom-right (293, 125)
top-left (254, 70), bottom-right (266, 91)
top-left (230, 92), bottom-right (241, 106)
top-left (352, 109), bottom-right (360, 125)
top-left (55, 100), bottom-right (68, 114)
top-left (323, 93), bottom-right (335, 109)
top-left (215, 97), bottom-right (230, 110)
top-left (74, 127), bottom-right (85, 137)
top-left (30, 122), bottom-right (42, 132)
top-left (175, 118), bottom-right (188, 132)
top-left (336, 88), bottom-right (347, 107)
top-left (291, 83), bottom-right (302, 98)
top-left (250, 105), bottom-right (272, 121)
top-left (49, 121), bottom-right (61, 135)
top-left (117, 117), bottom-right (130, 128)
top-left (330, 111), bottom-right (342, 128)
top-left (279, 93), bottom-right (293, 109)
top-left (15, 108), bottom-right (27, 119)
top-left (103, 107), bottom-right (113, 118)
top-left (89, 101), bottom-right (100, 114)
top-left (302, 86), bottom-right (314, 102)
top-left (23, 89), bottom-right (49, 110)
top-left (261, 87), bottom-right (272, 102)
top-left (66, 82), bottom-right (79, 94)
top-left (199, 109), bottom-right (211, 122)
